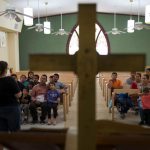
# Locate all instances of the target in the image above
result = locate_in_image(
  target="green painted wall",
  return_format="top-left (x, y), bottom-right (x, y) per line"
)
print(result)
top-left (19, 13), bottom-right (150, 70)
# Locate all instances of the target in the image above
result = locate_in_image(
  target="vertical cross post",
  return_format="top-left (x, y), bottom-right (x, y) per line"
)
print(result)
top-left (77, 4), bottom-right (97, 150)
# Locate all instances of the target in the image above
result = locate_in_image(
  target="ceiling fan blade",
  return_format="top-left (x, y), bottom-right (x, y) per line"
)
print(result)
top-left (64, 30), bottom-right (71, 35)
top-left (44, 27), bottom-right (50, 30)
top-left (119, 30), bottom-right (126, 34)
top-left (28, 26), bottom-right (36, 30)
top-left (0, 11), bottom-right (5, 13)
top-left (105, 31), bottom-right (112, 34)
top-left (52, 28), bottom-right (71, 36)
top-left (16, 11), bottom-right (33, 18)
top-left (0, 11), bottom-right (6, 16)
top-left (63, 32), bottom-right (69, 35)
top-left (51, 31), bottom-right (60, 35)
top-left (51, 31), bottom-right (57, 35)
top-left (143, 24), bottom-right (150, 29)
top-left (4, 13), bottom-right (16, 19)
top-left (15, 15), bottom-right (21, 22)
top-left (112, 31), bottom-right (120, 35)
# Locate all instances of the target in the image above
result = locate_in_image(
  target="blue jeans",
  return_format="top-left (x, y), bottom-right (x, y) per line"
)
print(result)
top-left (108, 99), bottom-right (112, 108)
top-left (137, 97), bottom-right (144, 122)
top-left (0, 106), bottom-right (21, 132)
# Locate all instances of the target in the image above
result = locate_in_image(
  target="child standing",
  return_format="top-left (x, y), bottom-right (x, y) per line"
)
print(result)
top-left (46, 82), bottom-right (60, 125)
top-left (141, 87), bottom-right (150, 126)
top-left (20, 87), bottom-right (31, 123)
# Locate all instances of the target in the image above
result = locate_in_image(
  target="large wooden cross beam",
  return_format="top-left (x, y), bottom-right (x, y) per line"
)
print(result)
top-left (29, 4), bottom-right (145, 150)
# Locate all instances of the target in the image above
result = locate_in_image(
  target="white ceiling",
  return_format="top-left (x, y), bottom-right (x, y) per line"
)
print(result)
top-left (2, 0), bottom-right (150, 18)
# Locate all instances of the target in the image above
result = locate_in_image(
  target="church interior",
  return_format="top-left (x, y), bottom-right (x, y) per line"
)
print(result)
top-left (0, 0), bottom-right (150, 150)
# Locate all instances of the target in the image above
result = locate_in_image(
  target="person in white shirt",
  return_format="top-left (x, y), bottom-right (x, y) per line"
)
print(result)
top-left (29, 74), bottom-right (48, 124)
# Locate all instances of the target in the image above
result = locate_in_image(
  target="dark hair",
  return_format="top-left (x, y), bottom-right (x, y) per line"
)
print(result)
top-left (41, 74), bottom-right (47, 80)
top-left (49, 75), bottom-right (54, 78)
top-left (54, 73), bottom-right (59, 78)
top-left (112, 72), bottom-right (117, 76)
top-left (0, 61), bottom-right (8, 76)
top-left (34, 74), bottom-right (39, 79)
top-left (136, 72), bottom-right (141, 78)
top-left (145, 68), bottom-right (150, 72)
top-left (23, 87), bottom-right (29, 92)
top-left (143, 74), bottom-right (149, 80)
top-left (11, 73), bottom-right (17, 78)
top-left (48, 82), bottom-right (55, 89)
top-left (28, 71), bottom-right (34, 77)
top-left (20, 74), bottom-right (27, 78)
top-left (143, 87), bottom-right (150, 93)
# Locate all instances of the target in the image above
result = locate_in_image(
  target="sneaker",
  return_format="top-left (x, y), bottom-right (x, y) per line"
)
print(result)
top-left (40, 120), bottom-right (45, 124)
top-left (23, 118), bottom-right (28, 124)
top-left (120, 113), bottom-right (125, 119)
top-left (31, 120), bottom-right (38, 124)
top-left (47, 119), bottom-right (52, 125)
top-left (53, 119), bottom-right (56, 125)
top-left (139, 121), bottom-right (144, 125)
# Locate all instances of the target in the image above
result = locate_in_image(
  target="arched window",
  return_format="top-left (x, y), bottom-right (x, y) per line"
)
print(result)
top-left (67, 22), bottom-right (110, 55)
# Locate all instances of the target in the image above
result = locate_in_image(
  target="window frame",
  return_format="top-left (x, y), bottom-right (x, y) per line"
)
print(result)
top-left (66, 21), bottom-right (110, 55)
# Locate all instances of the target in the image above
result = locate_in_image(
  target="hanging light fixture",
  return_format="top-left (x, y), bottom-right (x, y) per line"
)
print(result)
top-left (23, 0), bottom-right (33, 26)
top-left (127, 0), bottom-right (135, 33)
top-left (44, 2), bottom-right (51, 34)
top-left (145, 5), bottom-right (150, 24)
top-left (127, 19), bottom-right (135, 33)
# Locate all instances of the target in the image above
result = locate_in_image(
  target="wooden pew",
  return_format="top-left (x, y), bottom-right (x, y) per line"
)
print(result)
top-left (111, 89), bottom-right (140, 120)
top-left (0, 128), bottom-right (67, 150)
top-left (16, 71), bottom-right (78, 98)
top-left (62, 92), bottom-right (71, 121)
top-left (16, 71), bottom-right (78, 122)
top-left (0, 121), bottom-right (150, 150)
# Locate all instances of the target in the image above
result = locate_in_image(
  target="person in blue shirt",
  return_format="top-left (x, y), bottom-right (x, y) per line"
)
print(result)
top-left (46, 82), bottom-right (60, 125)
top-left (53, 73), bottom-right (67, 93)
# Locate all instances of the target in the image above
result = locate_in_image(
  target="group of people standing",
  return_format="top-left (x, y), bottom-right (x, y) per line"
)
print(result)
top-left (0, 61), bottom-right (67, 132)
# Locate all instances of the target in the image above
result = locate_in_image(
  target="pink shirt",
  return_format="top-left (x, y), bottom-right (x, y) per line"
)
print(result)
top-left (31, 83), bottom-right (47, 101)
top-left (142, 94), bottom-right (150, 109)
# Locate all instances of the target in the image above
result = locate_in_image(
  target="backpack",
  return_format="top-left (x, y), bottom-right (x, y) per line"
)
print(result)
top-left (115, 93), bottom-right (133, 114)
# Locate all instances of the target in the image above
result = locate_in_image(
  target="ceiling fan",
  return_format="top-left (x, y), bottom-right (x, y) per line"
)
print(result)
top-left (106, 13), bottom-right (126, 35)
top-left (0, 7), bottom-right (32, 22)
top-left (28, 0), bottom-right (44, 32)
top-left (52, 12), bottom-right (70, 35)
top-left (134, 0), bottom-right (150, 30)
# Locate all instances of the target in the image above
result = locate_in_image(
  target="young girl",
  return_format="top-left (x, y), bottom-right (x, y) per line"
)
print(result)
top-left (141, 87), bottom-right (150, 125)
top-left (46, 82), bottom-right (60, 125)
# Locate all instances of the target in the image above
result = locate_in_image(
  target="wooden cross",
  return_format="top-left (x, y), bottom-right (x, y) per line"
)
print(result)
top-left (29, 4), bottom-right (145, 150)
